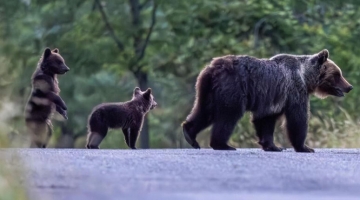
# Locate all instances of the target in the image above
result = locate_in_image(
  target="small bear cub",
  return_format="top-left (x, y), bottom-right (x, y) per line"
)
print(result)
top-left (25, 48), bottom-right (69, 148)
top-left (86, 87), bottom-right (157, 149)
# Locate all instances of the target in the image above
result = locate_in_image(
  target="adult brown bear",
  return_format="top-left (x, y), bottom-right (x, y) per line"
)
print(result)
top-left (182, 50), bottom-right (352, 153)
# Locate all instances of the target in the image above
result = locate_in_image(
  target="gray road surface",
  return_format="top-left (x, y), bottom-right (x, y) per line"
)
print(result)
top-left (2, 148), bottom-right (360, 200)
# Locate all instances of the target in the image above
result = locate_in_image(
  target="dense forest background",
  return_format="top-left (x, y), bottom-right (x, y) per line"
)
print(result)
top-left (0, 0), bottom-right (360, 149)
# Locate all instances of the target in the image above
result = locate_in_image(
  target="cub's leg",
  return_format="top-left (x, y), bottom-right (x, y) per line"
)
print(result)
top-left (121, 128), bottom-right (130, 147)
top-left (128, 126), bottom-right (140, 149)
top-left (27, 121), bottom-right (51, 148)
top-left (86, 121), bottom-right (108, 149)
top-left (43, 120), bottom-right (53, 148)
top-left (86, 131), bottom-right (107, 149)
top-left (285, 103), bottom-right (314, 153)
top-left (253, 114), bottom-right (283, 152)
top-left (46, 91), bottom-right (67, 111)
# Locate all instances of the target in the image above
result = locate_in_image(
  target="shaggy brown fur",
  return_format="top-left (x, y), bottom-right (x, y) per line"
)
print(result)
top-left (182, 49), bottom-right (352, 153)
top-left (25, 48), bottom-right (69, 148)
top-left (86, 87), bottom-right (157, 149)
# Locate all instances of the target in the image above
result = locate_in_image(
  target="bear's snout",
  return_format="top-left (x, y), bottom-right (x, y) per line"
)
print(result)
top-left (344, 85), bottom-right (353, 93)
top-left (59, 65), bottom-right (70, 74)
top-left (339, 77), bottom-right (352, 93)
top-left (63, 65), bottom-right (70, 72)
top-left (150, 101), bottom-right (157, 110)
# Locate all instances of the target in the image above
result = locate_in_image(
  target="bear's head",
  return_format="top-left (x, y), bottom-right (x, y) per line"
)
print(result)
top-left (133, 87), bottom-right (157, 110)
top-left (40, 48), bottom-right (70, 75)
top-left (310, 49), bottom-right (353, 98)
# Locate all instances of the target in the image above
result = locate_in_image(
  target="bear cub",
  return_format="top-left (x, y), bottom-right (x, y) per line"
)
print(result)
top-left (182, 49), bottom-right (353, 153)
top-left (86, 87), bottom-right (157, 149)
top-left (25, 48), bottom-right (69, 148)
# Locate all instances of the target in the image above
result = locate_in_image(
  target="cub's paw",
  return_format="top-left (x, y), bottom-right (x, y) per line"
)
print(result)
top-left (62, 103), bottom-right (68, 110)
top-left (57, 108), bottom-right (68, 120)
top-left (295, 145), bottom-right (315, 153)
top-left (61, 110), bottom-right (68, 120)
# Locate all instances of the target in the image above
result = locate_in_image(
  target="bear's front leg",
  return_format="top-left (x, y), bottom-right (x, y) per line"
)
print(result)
top-left (253, 114), bottom-right (284, 152)
top-left (121, 128), bottom-right (131, 147)
top-left (56, 105), bottom-right (68, 120)
top-left (128, 126), bottom-right (140, 149)
top-left (47, 92), bottom-right (67, 111)
top-left (285, 102), bottom-right (314, 153)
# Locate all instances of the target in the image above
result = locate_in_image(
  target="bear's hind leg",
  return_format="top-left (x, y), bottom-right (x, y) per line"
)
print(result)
top-left (86, 131), bottom-right (107, 149)
top-left (182, 113), bottom-right (212, 149)
top-left (86, 121), bottom-right (108, 149)
top-left (27, 121), bottom-right (51, 148)
top-left (210, 110), bottom-right (242, 151)
top-left (86, 114), bottom-right (108, 149)
top-left (253, 115), bottom-right (283, 152)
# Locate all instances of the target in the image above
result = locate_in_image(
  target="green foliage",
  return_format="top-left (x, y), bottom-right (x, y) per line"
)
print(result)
top-left (0, 0), bottom-right (359, 149)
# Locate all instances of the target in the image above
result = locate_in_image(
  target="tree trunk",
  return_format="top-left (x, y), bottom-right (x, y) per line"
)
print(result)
top-left (135, 71), bottom-right (149, 149)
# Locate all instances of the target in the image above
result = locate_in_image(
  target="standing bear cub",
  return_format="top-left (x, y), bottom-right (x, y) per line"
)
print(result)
top-left (25, 48), bottom-right (69, 148)
top-left (182, 49), bottom-right (353, 153)
top-left (86, 87), bottom-right (157, 149)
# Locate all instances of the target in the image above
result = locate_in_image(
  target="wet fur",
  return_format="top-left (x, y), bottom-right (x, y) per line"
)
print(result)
top-left (182, 50), bottom-right (352, 153)
top-left (86, 87), bottom-right (157, 149)
top-left (25, 48), bottom-right (69, 148)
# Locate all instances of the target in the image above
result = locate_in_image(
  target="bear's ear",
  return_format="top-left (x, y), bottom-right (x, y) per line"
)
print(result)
top-left (43, 48), bottom-right (52, 59)
top-left (318, 49), bottom-right (329, 61)
top-left (133, 87), bottom-right (141, 96)
top-left (52, 48), bottom-right (59, 53)
top-left (311, 49), bottom-right (329, 65)
top-left (143, 88), bottom-right (152, 99)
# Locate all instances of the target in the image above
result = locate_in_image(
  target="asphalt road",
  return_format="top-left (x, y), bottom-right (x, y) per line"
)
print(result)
top-left (2, 148), bottom-right (360, 200)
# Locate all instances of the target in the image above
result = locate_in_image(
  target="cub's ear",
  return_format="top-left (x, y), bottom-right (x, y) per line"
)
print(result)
top-left (143, 88), bottom-right (152, 99)
top-left (311, 49), bottom-right (329, 66)
top-left (43, 48), bottom-right (52, 59)
top-left (133, 87), bottom-right (141, 96)
top-left (52, 48), bottom-right (59, 53)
